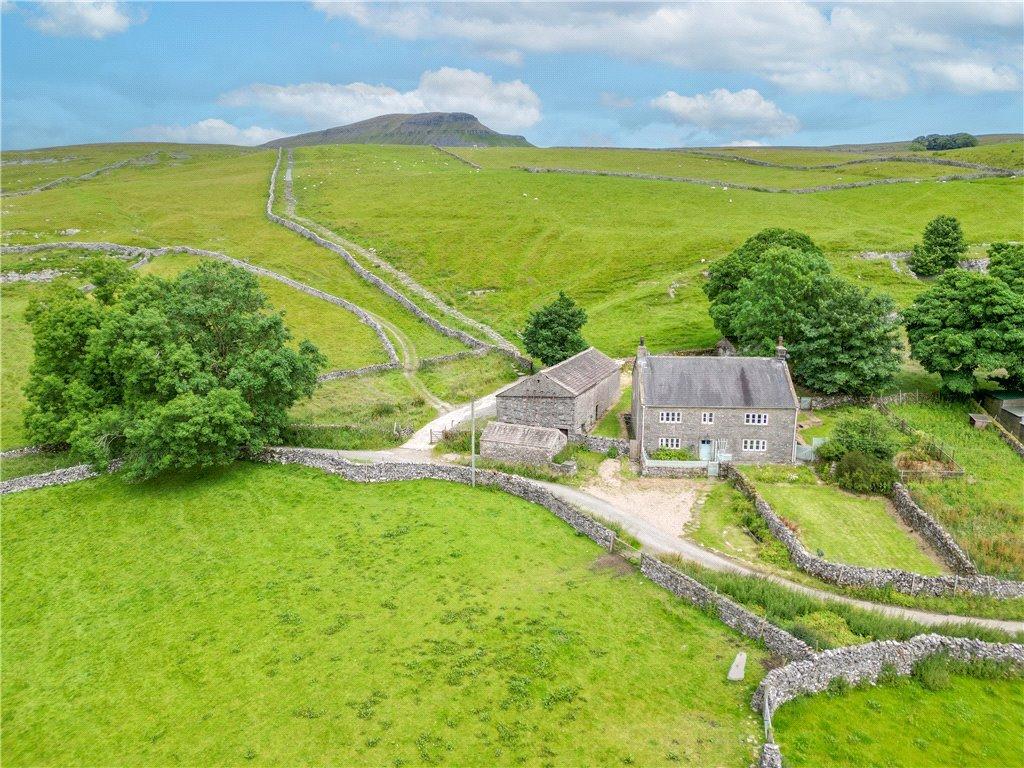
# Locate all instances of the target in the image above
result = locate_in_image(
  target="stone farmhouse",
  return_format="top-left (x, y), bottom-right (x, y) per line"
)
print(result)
top-left (495, 347), bottom-right (620, 436)
top-left (631, 339), bottom-right (799, 464)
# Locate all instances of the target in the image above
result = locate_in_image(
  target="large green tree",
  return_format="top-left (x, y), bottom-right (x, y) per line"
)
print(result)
top-left (704, 228), bottom-right (901, 395)
top-left (903, 269), bottom-right (1024, 395)
top-left (24, 261), bottom-right (324, 479)
top-left (907, 214), bottom-right (967, 277)
top-left (522, 291), bottom-right (588, 366)
top-left (988, 242), bottom-right (1024, 296)
top-left (704, 228), bottom-right (824, 339)
top-left (791, 278), bottom-right (902, 395)
top-left (728, 246), bottom-right (831, 355)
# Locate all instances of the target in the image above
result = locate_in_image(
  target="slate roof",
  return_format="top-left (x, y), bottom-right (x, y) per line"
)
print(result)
top-left (638, 355), bottom-right (797, 409)
top-left (498, 347), bottom-right (619, 399)
top-left (540, 347), bottom-right (619, 396)
top-left (480, 421), bottom-right (566, 450)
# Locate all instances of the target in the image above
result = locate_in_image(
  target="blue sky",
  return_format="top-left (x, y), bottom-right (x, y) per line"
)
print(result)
top-left (2, 1), bottom-right (1022, 150)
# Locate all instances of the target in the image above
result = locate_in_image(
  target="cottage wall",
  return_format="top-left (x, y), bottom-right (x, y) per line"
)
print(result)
top-left (497, 368), bottom-right (619, 435)
top-left (569, 370), bottom-right (620, 433)
top-left (640, 405), bottom-right (796, 463)
top-left (496, 394), bottom-right (575, 431)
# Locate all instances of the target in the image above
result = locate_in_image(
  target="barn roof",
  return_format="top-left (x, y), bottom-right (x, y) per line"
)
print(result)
top-left (498, 347), bottom-right (619, 400)
top-left (480, 421), bottom-right (566, 450)
top-left (638, 355), bottom-right (797, 409)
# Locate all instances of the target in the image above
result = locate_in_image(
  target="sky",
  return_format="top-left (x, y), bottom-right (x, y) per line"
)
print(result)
top-left (2, 1), bottom-right (1022, 150)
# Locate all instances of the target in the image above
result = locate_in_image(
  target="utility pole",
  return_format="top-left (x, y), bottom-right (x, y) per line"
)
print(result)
top-left (470, 397), bottom-right (476, 487)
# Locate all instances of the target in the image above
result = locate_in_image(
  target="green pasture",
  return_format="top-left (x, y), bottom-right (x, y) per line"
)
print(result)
top-left (459, 146), bottom-right (976, 187)
top-left (416, 351), bottom-right (521, 404)
top-left (773, 673), bottom-right (1024, 767)
top-left (292, 144), bottom-right (1021, 357)
top-left (138, 251), bottom-right (387, 371)
top-left (1, 282), bottom-right (42, 449)
top-left (892, 400), bottom-right (1024, 579)
top-left (1, 462), bottom-right (766, 766)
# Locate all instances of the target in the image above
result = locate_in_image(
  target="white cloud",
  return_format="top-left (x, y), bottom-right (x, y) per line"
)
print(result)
top-left (130, 119), bottom-right (286, 146)
top-left (651, 88), bottom-right (799, 138)
top-left (27, 1), bottom-right (142, 39)
top-left (482, 48), bottom-right (523, 66)
top-left (914, 61), bottom-right (1020, 93)
top-left (727, 140), bottom-right (767, 147)
top-left (220, 67), bottom-right (541, 132)
top-left (319, 2), bottom-right (1022, 99)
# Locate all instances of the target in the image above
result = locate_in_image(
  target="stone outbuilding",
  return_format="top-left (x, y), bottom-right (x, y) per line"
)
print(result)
top-left (496, 347), bottom-right (620, 435)
top-left (981, 391), bottom-right (1024, 440)
top-left (480, 421), bottom-right (567, 465)
top-left (631, 338), bottom-right (799, 464)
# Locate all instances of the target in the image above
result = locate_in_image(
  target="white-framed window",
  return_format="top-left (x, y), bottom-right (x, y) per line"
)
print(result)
top-left (659, 411), bottom-right (681, 423)
top-left (659, 437), bottom-right (681, 449)
top-left (744, 413), bottom-right (769, 425)
top-left (742, 439), bottom-right (767, 452)
top-left (701, 411), bottom-right (714, 424)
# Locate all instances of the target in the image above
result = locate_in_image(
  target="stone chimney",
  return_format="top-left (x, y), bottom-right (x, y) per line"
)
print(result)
top-left (637, 336), bottom-right (648, 362)
top-left (775, 336), bottom-right (788, 360)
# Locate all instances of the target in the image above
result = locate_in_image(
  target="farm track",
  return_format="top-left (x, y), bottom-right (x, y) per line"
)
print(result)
top-left (0, 152), bottom-right (163, 197)
top-left (517, 165), bottom-right (1022, 193)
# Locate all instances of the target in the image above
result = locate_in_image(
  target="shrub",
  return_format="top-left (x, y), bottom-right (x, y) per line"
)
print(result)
top-left (817, 410), bottom-right (900, 462)
top-left (825, 677), bottom-right (851, 697)
top-left (876, 663), bottom-right (902, 687)
top-left (833, 451), bottom-right (900, 494)
top-left (913, 654), bottom-right (952, 691)
top-left (650, 446), bottom-right (696, 461)
top-left (911, 133), bottom-right (978, 151)
top-left (606, 446), bottom-right (619, 459)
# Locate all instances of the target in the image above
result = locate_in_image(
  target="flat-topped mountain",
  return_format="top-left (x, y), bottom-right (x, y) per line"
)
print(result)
top-left (262, 112), bottom-right (533, 149)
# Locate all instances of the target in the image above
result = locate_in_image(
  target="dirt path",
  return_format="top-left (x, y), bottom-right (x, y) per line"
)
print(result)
top-left (582, 459), bottom-right (705, 540)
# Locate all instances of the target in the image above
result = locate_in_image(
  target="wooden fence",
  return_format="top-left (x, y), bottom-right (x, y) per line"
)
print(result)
top-left (875, 401), bottom-right (965, 481)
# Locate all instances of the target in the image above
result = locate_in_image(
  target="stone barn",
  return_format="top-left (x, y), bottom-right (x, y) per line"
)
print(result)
top-left (480, 421), bottom-right (567, 465)
top-left (496, 347), bottom-right (620, 435)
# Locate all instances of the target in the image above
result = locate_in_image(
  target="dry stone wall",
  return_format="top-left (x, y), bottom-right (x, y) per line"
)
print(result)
top-left (726, 465), bottom-right (1024, 599)
top-left (686, 149), bottom-right (1016, 174)
top-left (0, 463), bottom-right (100, 494)
top-left (518, 165), bottom-right (1019, 194)
top-left (640, 553), bottom-right (813, 660)
top-left (753, 633), bottom-right (1024, 717)
top-left (260, 447), bottom-right (615, 550)
top-left (571, 434), bottom-right (629, 455)
top-left (432, 145), bottom-right (481, 169)
top-left (890, 483), bottom-right (976, 574)
top-left (266, 151), bottom-right (532, 371)
top-left (0, 240), bottom-right (401, 373)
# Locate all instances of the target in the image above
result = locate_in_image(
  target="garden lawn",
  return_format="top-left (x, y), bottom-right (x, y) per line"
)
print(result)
top-left (688, 482), bottom-right (764, 564)
top-left (750, 473), bottom-right (944, 575)
top-left (892, 400), bottom-right (1024, 579)
top-left (2, 462), bottom-right (766, 766)
top-left (772, 674), bottom-right (1024, 767)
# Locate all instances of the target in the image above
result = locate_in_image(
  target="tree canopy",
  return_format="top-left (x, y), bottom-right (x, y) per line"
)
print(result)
top-left (522, 291), bottom-right (588, 366)
top-left (903, 269), bottom-right (1024, 395)
top-left (907, 215), bottom-right (967, 277)
top-left (24, 261), bottom-right (324, 479)
top-left (988, 242), bottom-right (1024, 296)
top-left (704, 228), bottom-right (901, 395)
top-left (909, 133), bottom-right (978, 151)
top-left (790, 278), bottom-right (901, 396)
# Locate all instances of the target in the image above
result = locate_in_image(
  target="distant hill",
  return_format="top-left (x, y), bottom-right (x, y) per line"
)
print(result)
top-left (820, 133), bottom-right (1023, 153)
top-left (262, 112), bottom-right (533, 149)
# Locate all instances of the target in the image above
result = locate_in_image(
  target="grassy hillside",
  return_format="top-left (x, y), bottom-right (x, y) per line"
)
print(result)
top-left (2, 462), bottom-right (766, 766)
top-left (291, 144), bottom-right (1021, 356)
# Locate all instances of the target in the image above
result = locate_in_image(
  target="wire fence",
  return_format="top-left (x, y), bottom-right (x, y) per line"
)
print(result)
top-left (875, 401), bottom-right (965, 481)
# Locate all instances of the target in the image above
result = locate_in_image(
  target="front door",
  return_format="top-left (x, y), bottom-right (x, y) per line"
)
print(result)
top-left (699, 439), bottom-right (713, 460)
